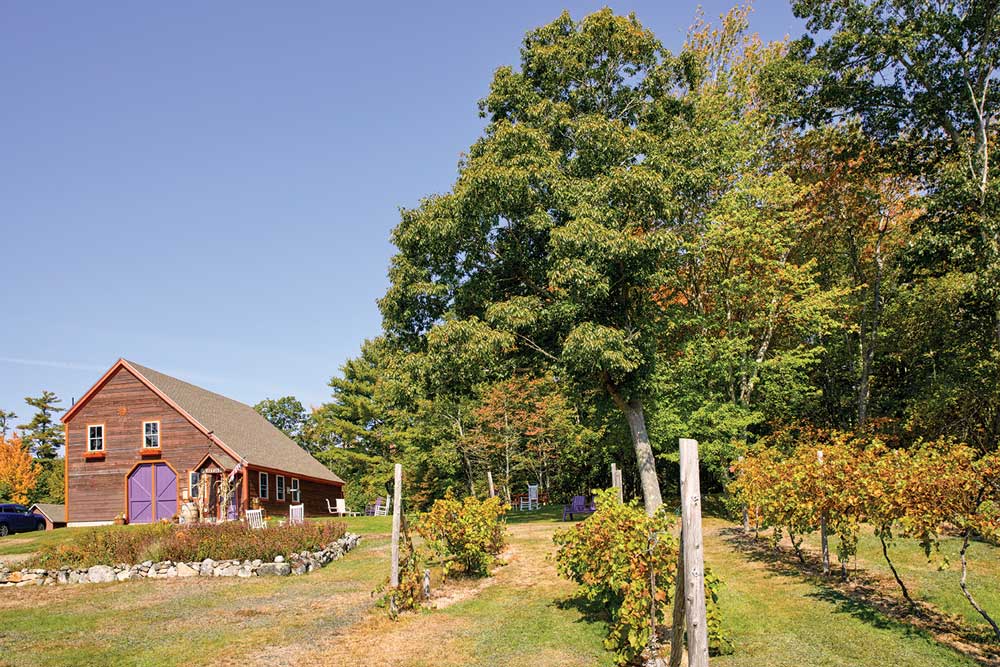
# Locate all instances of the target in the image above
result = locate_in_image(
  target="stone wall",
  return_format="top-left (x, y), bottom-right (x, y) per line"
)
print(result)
top-left (0, 533), bottom-right (360, 587)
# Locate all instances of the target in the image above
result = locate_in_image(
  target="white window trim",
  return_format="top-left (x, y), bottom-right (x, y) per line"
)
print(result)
top-left (259, 471), bottom-right (269, 500)
top-left (189, 471), bottom-right (200, 498)
top-left (290, 478), bottom-right (300, 503)
top-left (87, 424), bottom-right (105, 452)
top-left (142, 420), bottom-right (161, 449)
top-left (276, 475), bottom-right (285, 502)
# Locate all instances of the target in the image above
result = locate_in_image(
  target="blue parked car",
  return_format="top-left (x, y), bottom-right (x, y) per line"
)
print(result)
top-left (0, 504), bottom-right (46, 537)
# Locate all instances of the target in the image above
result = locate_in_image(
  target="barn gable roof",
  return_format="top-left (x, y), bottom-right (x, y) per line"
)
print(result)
top-left (63, 359), bottom-right (342, 485)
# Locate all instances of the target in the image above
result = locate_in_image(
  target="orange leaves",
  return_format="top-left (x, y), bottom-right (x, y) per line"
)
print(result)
top-left (0, 433), bottom-right (39, 504)
top-left (732, 428), bottom-right (1000, 560)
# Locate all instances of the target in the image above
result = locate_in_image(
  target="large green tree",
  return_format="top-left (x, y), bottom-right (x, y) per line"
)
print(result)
top-left (380, 9), bottom-right (680, 512)
top-left (379, 7), bottom-right (832, 513)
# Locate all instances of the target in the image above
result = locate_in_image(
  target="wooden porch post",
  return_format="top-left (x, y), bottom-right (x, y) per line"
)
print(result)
top-left (241, 467), bottom-right (250, 517)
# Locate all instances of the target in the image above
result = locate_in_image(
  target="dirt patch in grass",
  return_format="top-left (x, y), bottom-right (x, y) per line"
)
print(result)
top-left (290, 614), bottom-right (472, 667)
top-left (723, 525), bottom-right (1000, 666)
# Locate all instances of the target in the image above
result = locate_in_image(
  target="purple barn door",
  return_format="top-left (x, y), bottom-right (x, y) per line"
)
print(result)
top-left (128, 465), bottom-right (153, 524)
top-left (153, 464), bottom-right (177, 521)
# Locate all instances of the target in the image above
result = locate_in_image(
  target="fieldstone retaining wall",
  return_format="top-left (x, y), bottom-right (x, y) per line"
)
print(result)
top-left (0, 533), bottom-right (360, 587)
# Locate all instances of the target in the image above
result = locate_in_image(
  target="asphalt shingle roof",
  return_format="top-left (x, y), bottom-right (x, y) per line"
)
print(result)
top-left (30, 503), bottom-right (65, 521)
top-left (125, 360), bottom-right (342, 484)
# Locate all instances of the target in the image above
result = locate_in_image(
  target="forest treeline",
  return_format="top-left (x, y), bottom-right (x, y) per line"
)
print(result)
top-left (285, 2), bottom-right (1000, 511)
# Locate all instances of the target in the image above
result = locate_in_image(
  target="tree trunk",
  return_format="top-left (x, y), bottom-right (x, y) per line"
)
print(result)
top-left (820, 515), bottom-right (830, 575)
top-left (622, 398), bottom-right (663, 515)
top-left (880, 533), bottom-right (917, 610)
top-left (959, 529), bottom-right (1000, 641)
top-left (605, 380), bottom-right (663, 515)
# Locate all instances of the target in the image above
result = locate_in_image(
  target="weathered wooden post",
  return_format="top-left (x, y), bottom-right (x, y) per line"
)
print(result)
top-left (818, 449), bottom-right (829, 575)
top-left (679, 438), bottom-right (709, 667)
top-left (611, 463), bottom-right (624, 503)
top-left (487, 470), bottom-right (496, 498)
top-left (390, 463), bottom-right (403, 588)
top-left (422, 568), bottom-right (431, 600)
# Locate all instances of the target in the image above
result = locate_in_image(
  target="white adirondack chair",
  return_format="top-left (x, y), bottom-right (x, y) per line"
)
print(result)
top-left (374, 495), bottom-right (390, 517)
top-left (335, 498), bottom-right (359, 517)
top-left (289, 504), bottom-right (305, 525)
top-left (246, 508), bottom-right (266, 530)
top-left (520, 484), bottom-right (539, 511)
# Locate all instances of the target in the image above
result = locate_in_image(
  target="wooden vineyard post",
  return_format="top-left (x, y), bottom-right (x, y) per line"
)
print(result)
top-left (679, 438), bottom-right (709, 667)
top-left (487, 470), bottom-right (496, 498)
top-left (818, 449), bottom-right (829, 575)
top-left (611, 463), bottom-right (624, 502)
top-left (390, 463), bottom-right (403, 589)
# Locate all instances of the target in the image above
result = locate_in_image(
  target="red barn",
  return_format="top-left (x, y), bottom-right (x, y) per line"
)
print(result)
top-left (61, 359), bottom-right (343, 526)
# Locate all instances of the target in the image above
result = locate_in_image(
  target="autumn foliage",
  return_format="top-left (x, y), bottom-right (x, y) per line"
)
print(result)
top-left (731, 428), bottom-right (1000, 639)
top-left (416, 490), bottom-right (509, 578)
top-left (554, 490), bottom-right (730, 665)
top-left (0, 433), bottom-right (39, 504)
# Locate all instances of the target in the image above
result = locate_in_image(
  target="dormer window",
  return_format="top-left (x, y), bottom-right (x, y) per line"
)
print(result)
top-left (143, 421), bottom-right (160, 449)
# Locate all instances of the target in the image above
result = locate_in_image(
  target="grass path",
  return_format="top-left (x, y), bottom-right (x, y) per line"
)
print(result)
top-left (257, 514), bottom-right (612, 667)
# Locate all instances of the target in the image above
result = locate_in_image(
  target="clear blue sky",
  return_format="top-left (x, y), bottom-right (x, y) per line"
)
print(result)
top-left (0, 1), bottom-right (802, 425)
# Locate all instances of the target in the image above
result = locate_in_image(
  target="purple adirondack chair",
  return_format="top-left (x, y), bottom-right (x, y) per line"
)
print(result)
top-left (562, 495), bottom-right (597, 521)
top-left (366, 497), bottom-right (387, 516)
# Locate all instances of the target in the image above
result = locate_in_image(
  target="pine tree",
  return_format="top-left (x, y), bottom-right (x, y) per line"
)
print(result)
top-left (19, 391), bottom-right (64, 460)
top-left (0, 409), bottom-right (17, 438)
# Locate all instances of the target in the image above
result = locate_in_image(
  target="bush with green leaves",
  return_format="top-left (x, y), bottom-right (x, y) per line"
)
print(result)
top-left (416, 489), bottom-right (508, 578)
top-left (554, 490), bottom-right (730, 665)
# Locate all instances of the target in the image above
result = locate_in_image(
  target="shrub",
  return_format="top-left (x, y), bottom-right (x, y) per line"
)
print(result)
top-left (554, 490), bottom-right (730, 665)
top-left (416, 489), bottom-right (508, 578)
top-left (157, 521), bottom-right (346, 562)
top-left (28, 520), bottom-right (346, 569)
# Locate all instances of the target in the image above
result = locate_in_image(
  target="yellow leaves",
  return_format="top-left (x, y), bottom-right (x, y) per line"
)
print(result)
top-left (0, 433), bottom-right (39, 504)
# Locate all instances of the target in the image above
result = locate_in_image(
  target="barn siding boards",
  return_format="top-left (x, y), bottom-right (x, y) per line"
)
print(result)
top-left (247, 467), bottom-right (343, 518)
top-left (65, 367), bottom-right (227, 523)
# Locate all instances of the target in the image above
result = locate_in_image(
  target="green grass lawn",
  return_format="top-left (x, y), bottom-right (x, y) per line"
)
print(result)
top-left (0, 510), bottom-right (991, 666)
top-left (704, 518), bottom-right (978, 667)
top-left (795, 526), bottom-right (1000, 634)
top-left (0, 526), bottom-right (95, 558)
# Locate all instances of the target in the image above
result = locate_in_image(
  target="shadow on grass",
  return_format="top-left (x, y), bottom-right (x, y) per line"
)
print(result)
top-left (554, 592), bottom-right (612, 628)
top-left (722, 527), bottom-right (1000, 666)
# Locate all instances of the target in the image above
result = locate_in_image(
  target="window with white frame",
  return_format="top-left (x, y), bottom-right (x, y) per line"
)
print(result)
top-left (276, 475), bottom-right (285, 501)
top-left (290, 478), bottom-right (300, 503)
top-left (87, 425), bottom-right (104, 452)
top-left (143, 421), bottom-right (160, 448)
top-left (259, 471), bottom-right (269, 499)
top-left (189, 471), bottom-right (200, 498)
